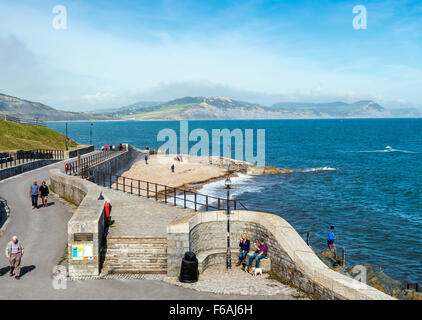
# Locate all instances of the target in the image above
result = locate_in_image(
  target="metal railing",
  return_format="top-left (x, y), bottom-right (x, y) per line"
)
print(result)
top-left (65, 151), bottom-right (123, 175)
top-left (0, 196), bottom-right (10, 223)
top-left (92, 173), bottom-right (248, 212)
top-left (0, 149), bottom-right (65, 169)
top-left (3, 115), bottom-right (47, 127)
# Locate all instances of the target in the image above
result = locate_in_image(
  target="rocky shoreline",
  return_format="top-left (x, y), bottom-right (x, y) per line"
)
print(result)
top-left (314, 248), bottom-right (421, 300)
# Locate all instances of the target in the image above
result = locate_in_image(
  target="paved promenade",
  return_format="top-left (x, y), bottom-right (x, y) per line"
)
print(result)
top-left (103, 187), bottom-right (193, 238)
top-left (0, 152), bottom-right (299, 299)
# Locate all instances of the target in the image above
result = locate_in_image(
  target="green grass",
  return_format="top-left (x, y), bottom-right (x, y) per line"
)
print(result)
top-left (0, 120), bottom-right (78, 151)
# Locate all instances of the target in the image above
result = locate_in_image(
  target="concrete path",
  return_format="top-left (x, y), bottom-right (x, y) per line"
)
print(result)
top-left (0, 154), bottom-right (298, 300)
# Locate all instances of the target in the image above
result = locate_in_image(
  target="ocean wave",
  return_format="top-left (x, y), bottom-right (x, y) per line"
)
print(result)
top-left (196, 173), bottom-right (264, 202)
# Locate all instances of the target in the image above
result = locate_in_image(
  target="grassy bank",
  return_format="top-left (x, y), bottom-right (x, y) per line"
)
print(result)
top-left (0, 120), bottom-right (78, 151)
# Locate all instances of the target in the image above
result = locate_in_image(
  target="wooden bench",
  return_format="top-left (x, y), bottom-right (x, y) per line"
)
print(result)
top-left (196, 249), bottom-right (271, 273)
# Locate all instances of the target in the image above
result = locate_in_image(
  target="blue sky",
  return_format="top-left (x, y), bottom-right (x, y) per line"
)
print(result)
top-left (0, 0), bottom-right (421, 110)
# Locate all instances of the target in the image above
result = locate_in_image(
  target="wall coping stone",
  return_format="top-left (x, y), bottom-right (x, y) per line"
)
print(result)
top-left (167, 210), bottom-right (394, 300)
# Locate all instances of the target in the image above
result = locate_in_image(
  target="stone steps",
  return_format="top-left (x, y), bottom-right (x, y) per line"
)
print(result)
top-left (102, 236), bottom-right (167, 275)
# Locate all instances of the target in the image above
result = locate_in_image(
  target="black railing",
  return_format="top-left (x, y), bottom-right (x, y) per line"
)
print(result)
top-left (65, 151), bottom-right (123, 175)
top-left (0, 196), bottom-right (10, 223)
top-left (91, 173), bottom-right (248, 212)
top-left (0, 149), bottom-right (65, 169)
top-left (3, 115), bottom-right (47, 127)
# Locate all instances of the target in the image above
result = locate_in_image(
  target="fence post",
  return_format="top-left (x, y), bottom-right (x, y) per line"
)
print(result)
top-left (109, 174), bottom-right (112, 188)
top-left (138, 180), bottom-right (140, 196)
top-left (155, 184), bottom-right (158, 201)
top-left (123, 177), bottom-right (126, 192)
top-left (130, 181), bottom-right (133, 194)
top-left (218, 198), bottom-right (220, 210)
top-left (174, 188), bottom-right (176, 206)
top-left (184, 190), bottom-right (186, 208)
top-left (206, 195), bottom-right (208, 211)
top-left (164, 186), bottom-right (167, 203)
top-left (147, 182), bottom-right (149, 198)
top-left (194, 193), bottom-right (197, 212)
top-left (342, 248), bottom-right (346, 267)
top-left (306, 232), bottom-right (310, 246)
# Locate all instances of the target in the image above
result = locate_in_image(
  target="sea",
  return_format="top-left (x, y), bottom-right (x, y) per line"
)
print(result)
top-left (48, 119), bottom-right (422, 284)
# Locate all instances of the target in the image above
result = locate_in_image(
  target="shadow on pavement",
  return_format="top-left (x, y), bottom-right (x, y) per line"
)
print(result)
top-left (20, 265), bottom-right (36, 277)
top-left (0, 266), bottom-right (11, 276)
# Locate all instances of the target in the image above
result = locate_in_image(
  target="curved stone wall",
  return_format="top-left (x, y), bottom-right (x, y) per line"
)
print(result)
top-left (167, 210), bottom-right (394, 300)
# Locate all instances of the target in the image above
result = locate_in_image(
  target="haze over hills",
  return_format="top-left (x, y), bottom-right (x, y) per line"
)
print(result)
top-left (103, 96), bottom-right (418, 120)
top-left (0, 93), bottom-right (111, 121)
top-left (1, 93), bottom-right (421, 121)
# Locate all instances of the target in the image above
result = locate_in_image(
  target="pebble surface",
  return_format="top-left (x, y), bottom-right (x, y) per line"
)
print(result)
top-left (163, 264), bottom-right (307, 298)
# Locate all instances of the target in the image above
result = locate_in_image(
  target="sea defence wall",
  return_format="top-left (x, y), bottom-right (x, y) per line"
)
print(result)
top-left (86, 144), bottom-right (140, 182)
top-left (50, 169), bottom-right (106, 277)
top-left (49, 145), bottom-right (141, 277)
top-left (64, 145), bottom-right (95, 159)
top-left (0, 160), bottom-right (56, 181)
top-left (167, 210), bottom-right (394, 300)
top-left (0, 145), bottom-right (95, 181)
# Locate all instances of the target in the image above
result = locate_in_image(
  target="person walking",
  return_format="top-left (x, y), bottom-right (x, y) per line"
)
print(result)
top-left (145, 154), bottom-right (149, 164)
top-left (171, 164), bottom-right (175, 173)
top-left (236, 233), bottom-right (250, 266)
top-left (29, 180), bottom-right (40, 209)
top-left (327, 225), bottom-right (337, 258)
top-left (39, 181), bottom-right (49, 208)
top-left (5, 236), bottom-right (24, 280)
top-left (247, 239), bottom-right (268, 272)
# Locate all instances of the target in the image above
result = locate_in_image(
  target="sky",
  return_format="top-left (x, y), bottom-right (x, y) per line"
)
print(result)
top-left (0, 0), bottom-right (421, 111)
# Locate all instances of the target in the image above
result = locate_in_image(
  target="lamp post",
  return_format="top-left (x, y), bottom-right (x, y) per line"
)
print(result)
top-left (225, 176), bottom-right (232, 270)
top-left (90, 122), bottom-right (93, 146)
top-left (65, 122), bottom-right (68, 151)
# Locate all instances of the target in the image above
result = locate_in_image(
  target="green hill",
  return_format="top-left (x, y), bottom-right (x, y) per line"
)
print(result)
top-left (0, 93), bottom-right (112, 121)
top-left (105, 96), bottom-right (393, 120)
top-left (0, 120), bottom-right (78, 151)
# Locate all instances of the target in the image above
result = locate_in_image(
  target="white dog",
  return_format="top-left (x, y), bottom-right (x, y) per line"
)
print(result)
top-left (251, 267), bottom-right (263, 276)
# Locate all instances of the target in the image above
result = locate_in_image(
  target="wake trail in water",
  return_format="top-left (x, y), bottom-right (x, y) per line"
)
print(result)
top-left (341, 146), bottom-right (419, 154)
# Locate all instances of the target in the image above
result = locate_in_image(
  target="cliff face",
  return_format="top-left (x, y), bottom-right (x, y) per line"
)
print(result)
top-left (107, 96), bottom-right (398, 120)
top-left (0, 93), bottom-right (110, 121)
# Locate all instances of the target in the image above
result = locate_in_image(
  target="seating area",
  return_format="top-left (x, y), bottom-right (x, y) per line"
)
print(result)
top-left (196, 249), bottom-right (271, 273)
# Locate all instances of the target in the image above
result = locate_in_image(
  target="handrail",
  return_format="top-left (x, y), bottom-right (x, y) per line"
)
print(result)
top-left (0, 149), bottom-right (65, 169)
top-left (91, 173), bottom-right (247, 213)
top-left (65, 150), bottom-right (124, 176)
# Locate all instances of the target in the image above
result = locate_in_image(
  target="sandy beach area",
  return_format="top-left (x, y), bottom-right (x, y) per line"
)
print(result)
top-left (116, 154), bottom-right (230, 196)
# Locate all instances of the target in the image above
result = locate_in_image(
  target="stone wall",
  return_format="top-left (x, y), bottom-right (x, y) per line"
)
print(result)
top-left (0, 160), bottom-right (56, 181)
top-left (64, 145), bottom-right (95, 159)
top-left (87, 144), bottom-right (139, 182)
top-left (167, 210), bottom-right (394, 300)
top-left (50, 169), bottom-right (106, 277)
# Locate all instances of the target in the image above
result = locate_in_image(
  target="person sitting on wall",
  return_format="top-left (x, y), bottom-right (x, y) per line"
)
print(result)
top-left (246, 239), bottom-right (268, 273)
top-left (236, 233), bottom-right (250, 266)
